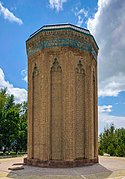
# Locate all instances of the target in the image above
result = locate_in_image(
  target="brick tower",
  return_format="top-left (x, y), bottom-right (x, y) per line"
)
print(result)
top-left (25, 24), bottom-right (99, 167)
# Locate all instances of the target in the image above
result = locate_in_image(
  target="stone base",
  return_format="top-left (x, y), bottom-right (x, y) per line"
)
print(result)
top-left (24, 157), bottom-right (98, 168)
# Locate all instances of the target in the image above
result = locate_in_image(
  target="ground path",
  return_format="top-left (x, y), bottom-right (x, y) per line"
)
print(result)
top-left (0, 156), bottom-right (125, 179)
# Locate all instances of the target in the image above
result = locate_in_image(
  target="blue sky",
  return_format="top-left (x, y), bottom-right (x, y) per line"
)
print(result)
top-left (0, 0), bottom-right (125, 134)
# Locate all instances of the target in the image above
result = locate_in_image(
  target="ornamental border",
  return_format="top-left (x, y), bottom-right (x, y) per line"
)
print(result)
top-left (27, 27), bottom-right (98, 50)
top-left (27, 38), bottom-right (97, 60)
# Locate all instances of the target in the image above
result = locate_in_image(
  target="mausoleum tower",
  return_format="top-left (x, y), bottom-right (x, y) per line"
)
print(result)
top-left (25, 24), bottom-right (99, 167)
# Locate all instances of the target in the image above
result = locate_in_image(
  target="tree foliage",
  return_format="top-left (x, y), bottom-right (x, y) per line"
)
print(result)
top-left (99, 123), bottom-right (125, 157)
top-left (0, 88), bottom-right (27, 153)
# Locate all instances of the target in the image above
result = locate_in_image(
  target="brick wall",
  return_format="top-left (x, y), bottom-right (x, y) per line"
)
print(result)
top-left (26, 27), bottom-right (98, 167)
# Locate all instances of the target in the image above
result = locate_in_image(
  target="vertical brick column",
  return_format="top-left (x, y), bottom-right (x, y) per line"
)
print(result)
top-left (27, 59), bottom-right (33, 159)
top-left (75, 60), bottom-right (85, 159)
top-left (94, 64), bottom-right (98, 159)
top-left (32, 64), bottom-right (40, 159)
top-left (50, 59), bottom-right (63, 160)
top-left (87, 64), bottom-right (94, 160)
top-left (93, 70), bottom-right (96, 158)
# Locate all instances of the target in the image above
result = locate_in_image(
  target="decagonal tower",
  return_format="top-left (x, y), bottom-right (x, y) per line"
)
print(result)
top-left (25, 24), bottom-right (99, 167)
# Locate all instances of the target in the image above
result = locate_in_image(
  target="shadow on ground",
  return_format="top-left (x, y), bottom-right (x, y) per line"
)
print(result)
top-left (7, 163), bottom-right (112, 179)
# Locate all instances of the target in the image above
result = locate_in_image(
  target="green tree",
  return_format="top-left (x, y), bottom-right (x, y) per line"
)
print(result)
top-left (98, 124), bottom-right (125, 157)
top-left (0, 88), bottom-right (27, 153)
top-left (115, 145), bottom-right (122, 157)
top-left (14, 101), bottom-right (27, 152)
top-left (107, 143), bottom-right (115, 156)
top-left (1, 107), bottom-right (20, 152)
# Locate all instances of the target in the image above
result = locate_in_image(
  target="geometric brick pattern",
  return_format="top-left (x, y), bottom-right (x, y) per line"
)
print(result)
top-left (25, 24), bottom-right (99, 167)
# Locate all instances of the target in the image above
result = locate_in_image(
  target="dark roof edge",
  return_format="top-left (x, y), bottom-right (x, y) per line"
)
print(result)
top-left (26, 24), bottom-right (99, 49)
top-left (30, 24), bottom-right (90, 38)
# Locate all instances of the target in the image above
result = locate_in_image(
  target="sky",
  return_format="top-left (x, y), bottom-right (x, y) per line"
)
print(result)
top-left (0, 0), bottom-right (125, 134)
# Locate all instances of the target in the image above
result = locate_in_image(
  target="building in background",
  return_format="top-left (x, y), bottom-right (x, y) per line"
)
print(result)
top-left (24, 24), bottom-right (99, 167)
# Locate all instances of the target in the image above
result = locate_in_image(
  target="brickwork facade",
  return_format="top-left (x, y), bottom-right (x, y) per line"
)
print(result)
top-left (25, 24), bottom-right (99, 167)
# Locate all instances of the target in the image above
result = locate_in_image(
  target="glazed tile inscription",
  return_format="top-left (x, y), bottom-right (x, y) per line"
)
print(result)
top-left (27, 38), bottom-right (97, 60)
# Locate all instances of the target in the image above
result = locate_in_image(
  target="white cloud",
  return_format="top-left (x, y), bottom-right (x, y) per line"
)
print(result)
top-left (98, 105), bottom-right (112, 113)
top-left (77, 8), bottom-right (88, 18)
top-left (0, 68), bottom-right (27, 103)
top-left (49, 0), bottom-right (67, 11)
top-left (98, 105), bottom-right (125, 134)
top-left (0, 2), bottom-right (23, 25)
top-left (99, 73), bottom-right (125, 97)
top-left (74, 7), bottom-right (88, 27)
top-left (87, 0), bottom-right (125, 97)
top-left (21, 69), bottom-right (27, 83)
top-left (77, 15), bottom-right (83, 27)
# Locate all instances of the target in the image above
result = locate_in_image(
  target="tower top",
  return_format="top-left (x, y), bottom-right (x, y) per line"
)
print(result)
top-left (27, 24), bottom-right (98, 48)
top-left (26, 24), bottom-right (98, 59)
top-left (30, 24), bottom-right (91, 38)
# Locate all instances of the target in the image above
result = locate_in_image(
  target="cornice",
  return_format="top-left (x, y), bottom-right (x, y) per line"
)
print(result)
top-left (26, 24), bottom-right (99, 60)
top-left (26, 24), bottom-right (99, 50)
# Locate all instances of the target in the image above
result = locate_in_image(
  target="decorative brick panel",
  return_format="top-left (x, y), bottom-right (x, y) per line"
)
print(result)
top-left (75, 60), bottom-right (85, 159)
top-left (25, 24), bottom-right (99, 167)
top-left (50, 58), bottom-right (63, 160)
